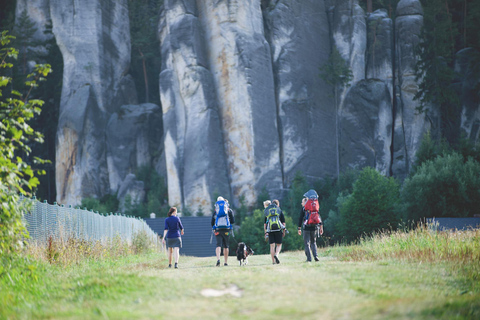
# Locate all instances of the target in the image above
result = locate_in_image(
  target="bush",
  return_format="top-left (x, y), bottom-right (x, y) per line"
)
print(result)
top-left (337, 167), bottom-right (401, 243)
top-left (0, 31), bottom-right (51, 254)
top-left (318, 169), bottom-right (360, 242)
top-left (81, 194), bottom-right (119, 214)
top-left (234, 209), bottom-right (303, 254)
top-left (401, 152), bottom-right (480, 220)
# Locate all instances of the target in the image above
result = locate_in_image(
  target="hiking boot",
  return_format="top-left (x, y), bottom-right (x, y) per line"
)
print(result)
top-left (174, 263), bottom-right (178, 269)
top-left (216, 260), bottom-right (220, 267)
top-left (168, 264), bottom-right (172, 268)
top-left (274, 256), bottom-right (280, 264)
top-left (314, 257), bottom-right (319, 262)
top-left (306, 259), bottom-right (312, 262)
top-left (224, 263), bottom-right (228, 266)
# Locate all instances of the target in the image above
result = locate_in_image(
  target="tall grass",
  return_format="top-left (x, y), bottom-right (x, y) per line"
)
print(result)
top-left (25, 230), bottom-right (159, 266)
top-left (327, 225), bottom-right (480, 262)
top-left (325, 225), bottom-right (480, 281)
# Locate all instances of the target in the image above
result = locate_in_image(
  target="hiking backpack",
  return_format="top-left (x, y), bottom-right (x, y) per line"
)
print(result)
top-left (303, 189), bottom-right (321, 226)
top-left (265, 204), bottom-right (283, 232)
top-left (214, 200), bottom-right (231, 229)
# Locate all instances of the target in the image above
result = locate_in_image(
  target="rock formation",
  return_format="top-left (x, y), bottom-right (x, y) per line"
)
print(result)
top-left (15, 0), bottom-right (479, 213)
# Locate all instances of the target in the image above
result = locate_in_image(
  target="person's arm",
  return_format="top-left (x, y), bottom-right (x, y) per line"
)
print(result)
top-left (298, 208), bottom-right (304, 235)
top-left (163, 220), bottom-right (168, 243)
top-left (318, 218), bottom-right (324, 235)
top-left (229, 209), bottom-right (235, 224)
top-left (211, 213), bottom-right (215, 227)
top-left (280, 211), bottom-right (286, 228)
top-left (264, 217), bottom-right (267, 234)
top-left (179, 218), bottom-right (184, 235)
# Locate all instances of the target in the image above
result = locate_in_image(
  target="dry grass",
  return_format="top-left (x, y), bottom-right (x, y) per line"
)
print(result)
top-left (25, 231), bottom-right (158, 266)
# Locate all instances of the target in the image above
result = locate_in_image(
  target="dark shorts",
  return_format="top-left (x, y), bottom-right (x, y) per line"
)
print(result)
top-left (166, 237), bottom-right (182, 248)
top-left (268, 231), bottom-right (283, 244)
top-left (215, 229), bottom-right (230, 248)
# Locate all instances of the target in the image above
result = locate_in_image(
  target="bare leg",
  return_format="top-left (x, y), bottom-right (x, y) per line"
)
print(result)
top-left (168, 248), bottom-right (173, 265)
top-left (215, 247), bottom-right (221, 260)
top-left (224, 248), bottom-right (229, 264)
top-left (270, 243), bottom-right (276, 263)
top-left (275, 244), bottom-right (282, 257)
top-left (173, 247), bottom-right (180, 263)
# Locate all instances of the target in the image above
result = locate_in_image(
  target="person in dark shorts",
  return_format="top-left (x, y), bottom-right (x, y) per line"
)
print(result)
top-left (211, 196), bottom-right (235, 266)
top-left (298, 197), bottom-right (323, 262)
top-left (264, 199), bottom-right (285, 264)
top-left (162, 207), bottom-right (184, 269)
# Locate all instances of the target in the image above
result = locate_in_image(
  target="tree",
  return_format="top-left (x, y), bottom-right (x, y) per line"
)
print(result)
top-left (415, 0), bottom-right (460, 144)
top-left (0, 31), bottom-right (51, 254)
top-left (319, 48), bottom-right (353, 179)
top-left (128, 0), bottom-right (162, 103)
top-left (337, 167), bottom-right (401, 243)
top-left (401, 152), bottom-right (480, 221)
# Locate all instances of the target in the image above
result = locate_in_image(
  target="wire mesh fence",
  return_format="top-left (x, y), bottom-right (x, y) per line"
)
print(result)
top-left (21, 196), bottom-right (159, 246)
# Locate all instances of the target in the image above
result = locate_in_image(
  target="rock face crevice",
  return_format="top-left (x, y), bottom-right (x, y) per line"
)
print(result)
top-left (16, 0), bottom-right (479, 212)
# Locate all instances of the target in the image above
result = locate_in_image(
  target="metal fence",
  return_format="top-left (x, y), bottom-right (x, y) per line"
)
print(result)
top-left (21, 197), bottom-right (159, 246)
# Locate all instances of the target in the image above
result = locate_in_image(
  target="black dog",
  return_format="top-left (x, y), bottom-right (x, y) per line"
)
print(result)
top-left (236, 242), bottom-right (254, 266)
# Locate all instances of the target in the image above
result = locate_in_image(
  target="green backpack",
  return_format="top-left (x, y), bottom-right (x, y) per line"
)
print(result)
top-left (265, 205), bottom-right (282, 232)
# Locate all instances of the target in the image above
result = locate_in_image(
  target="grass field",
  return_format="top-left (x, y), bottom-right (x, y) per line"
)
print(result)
top-left (1, 229), bottom-right (479, 319)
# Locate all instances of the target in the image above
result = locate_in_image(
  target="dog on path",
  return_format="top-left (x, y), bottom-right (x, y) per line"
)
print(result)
top-left (236, 242), bottom-right (254, 266)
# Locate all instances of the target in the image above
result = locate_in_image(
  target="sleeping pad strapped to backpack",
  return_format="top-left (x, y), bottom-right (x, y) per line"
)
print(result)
top-left (214, 199), bottom-right (231, 229)
top-left (265, 204), bottom-right (283, 232)
top-left (303, 189), bottom-right (321, 226)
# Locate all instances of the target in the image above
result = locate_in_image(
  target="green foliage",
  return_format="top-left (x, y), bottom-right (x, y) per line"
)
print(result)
top-left (284, 171), bottom-right (310, 217)
top-left (319, 47), bottom-right (353, 89)
top-left (415, 0), bottom-right (474, 144)
top-left (317, 169), bottom-right (360, 242)
top-left (81, 194), bottom-right (119, 215)
top-left (128, 0), bottom-right (162, 103)
top-left (234, 209), bottom-right (303, 254)
top-left (0, 31), bottom-right (51, 254)
top-left (235, 209), bottom-right (268, 254)
top-left (122, 166), bottom-right (168, 218)
top-left (280, 213), bottom-right (304, 252)
top-left (401, 152), bottom-right (480, 220)
top-left (337, 167), bottom-right (401, 243)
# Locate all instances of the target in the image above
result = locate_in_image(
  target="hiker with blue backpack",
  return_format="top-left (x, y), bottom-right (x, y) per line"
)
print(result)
top-left (298, 189), bottom-right (323, 262)
top-left (264, 199), bottom-right (286, 264)
top-left (211, 196), bottom-right (235, 266)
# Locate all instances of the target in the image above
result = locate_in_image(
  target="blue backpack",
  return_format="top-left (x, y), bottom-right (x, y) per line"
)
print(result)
top-left (214, 200), bottom-right (231, 229)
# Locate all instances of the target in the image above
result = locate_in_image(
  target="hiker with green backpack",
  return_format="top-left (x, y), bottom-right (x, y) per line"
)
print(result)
top-left (264, 199), bottom-right (286, 264)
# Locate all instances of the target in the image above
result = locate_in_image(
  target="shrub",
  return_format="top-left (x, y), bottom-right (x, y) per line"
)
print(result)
top-left (234, 209), bottom-right (303, 254)
top-left (0, 31), bottom-right (51, 254)
top-left (401, 152), bottom-right (480, 220)
top-left (337, 167), bottom-right (401, 243)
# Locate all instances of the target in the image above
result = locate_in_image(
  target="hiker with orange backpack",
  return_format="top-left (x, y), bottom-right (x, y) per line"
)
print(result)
top-left (298, 189), bottom-right (323, 262)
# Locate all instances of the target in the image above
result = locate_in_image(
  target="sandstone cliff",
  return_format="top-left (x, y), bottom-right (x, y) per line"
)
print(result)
top-left (16, 0), bottom-right (479, 213)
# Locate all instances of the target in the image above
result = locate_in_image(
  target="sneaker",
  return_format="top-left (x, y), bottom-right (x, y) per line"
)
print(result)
top-left (274, 256), bottom-right (280, 264)
top-left (216, 260), bottom-right (220, 267)
top-left (168, 264), bottom-right (172, 268)
top-left (314, 257), bottom-right (319, 262)
top-left (224, 263), bottom-right (228, 266)
top-left (174, 263), bottom-right (178, 269)
top-left (306, 260), bottom-right (312, 262)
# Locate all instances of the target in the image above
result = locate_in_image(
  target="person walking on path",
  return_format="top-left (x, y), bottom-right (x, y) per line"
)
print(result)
top-left (264, 199), bottom-right (285, 264)
top-left (298, 191), bottom-right (323, 262)
top-left (162, 207), bottom-right (184, 269)
top-left (211, 196), bottom-right (235, 266)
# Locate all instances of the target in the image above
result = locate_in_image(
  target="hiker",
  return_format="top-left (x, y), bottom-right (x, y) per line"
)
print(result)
top-left (298, 190), bottom-right (323, 262)
top-left (162, 207), bottom-right (184, 269)
top-left (264, 199), bottom-right (285, 264)
top-left (211, 196), bottom-right (235, 266)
